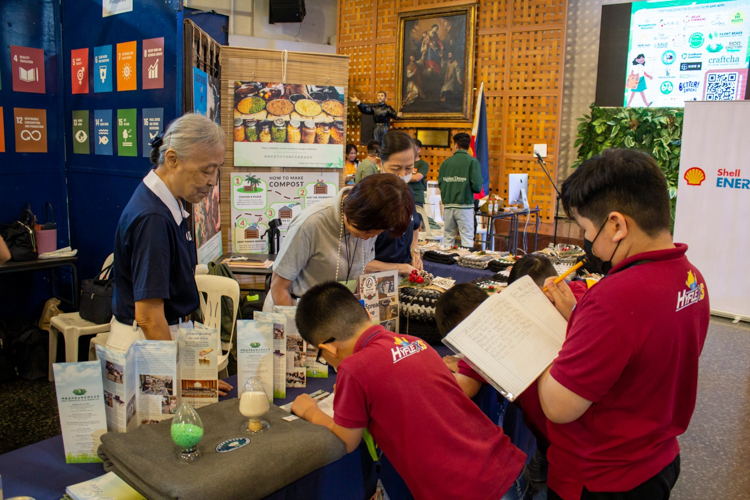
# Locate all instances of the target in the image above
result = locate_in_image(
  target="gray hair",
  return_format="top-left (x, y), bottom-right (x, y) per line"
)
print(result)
top-left (151, 113), bottom-right (225, 165)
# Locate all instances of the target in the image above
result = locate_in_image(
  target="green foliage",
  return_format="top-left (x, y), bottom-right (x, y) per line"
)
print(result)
top-left (573, 104), bottom-right (684, 227)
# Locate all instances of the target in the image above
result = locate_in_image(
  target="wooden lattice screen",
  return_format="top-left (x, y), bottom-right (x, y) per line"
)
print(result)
top-left (338, 0), bottom-right (567, 228)
top-left (219, 48), bottom-right (350, 254)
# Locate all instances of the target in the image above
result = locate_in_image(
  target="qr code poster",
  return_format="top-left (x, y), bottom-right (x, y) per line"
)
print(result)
top-left (703, 70), bottom-right (747, 101)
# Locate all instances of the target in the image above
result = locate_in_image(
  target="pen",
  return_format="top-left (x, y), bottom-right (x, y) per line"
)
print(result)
top-left (542, 259), bottom-right (586, 293)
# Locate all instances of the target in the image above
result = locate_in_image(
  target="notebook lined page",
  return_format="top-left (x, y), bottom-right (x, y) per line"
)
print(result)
top-left (443, 276), bottom-right (568, 400)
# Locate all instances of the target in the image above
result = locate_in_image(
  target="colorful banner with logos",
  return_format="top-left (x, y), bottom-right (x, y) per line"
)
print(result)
top-left (675, 101), bottom-right (750, 320)
top-left (626, 0), bottom-right (750, 107)
top-left (141, 107), bottom-right (163, 157)
top-left (94, 109), bottom-right (113, 156)
top-left (71, 48), bottom-right (89, 94)
top-left (94, 45), bottom-right (113, 93)
top-left (116, 41), bottom-right (137, 92)
top-left (72, 110), bottom-right (90, 154)
top-left (117, 108), bottom-right (137, 157)
top-left (142, 37), bottom-right (164, 90)
top-left (193, 68), bottom-right (208, 116)
top-left (229, 172), bottom-right (338, 253)
top-left (14, 108), bottom-right (47, 153)
top-left (10, 45), bottom-right (46, 94)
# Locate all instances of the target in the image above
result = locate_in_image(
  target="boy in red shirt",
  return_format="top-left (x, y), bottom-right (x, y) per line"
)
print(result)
top-left (539, 148), bottom-right (710, 500)
top-left (291, 282), bottom-right (528, 500)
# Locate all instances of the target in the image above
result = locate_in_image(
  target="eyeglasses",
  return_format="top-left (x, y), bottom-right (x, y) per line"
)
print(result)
top-left (315, 337), bottom-right (336, 365)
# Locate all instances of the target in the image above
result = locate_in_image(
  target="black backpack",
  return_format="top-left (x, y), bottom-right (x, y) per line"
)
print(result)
top-left (0, 320), bottom-right (22, 383)
top-left (13, 325), bottom-right (49, 381)
top-left (1, 204), bottom-right (38, 262)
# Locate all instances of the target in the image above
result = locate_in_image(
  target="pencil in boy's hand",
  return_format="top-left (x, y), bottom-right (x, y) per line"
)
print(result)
top-left (542, 259), bottom-right (587, 293)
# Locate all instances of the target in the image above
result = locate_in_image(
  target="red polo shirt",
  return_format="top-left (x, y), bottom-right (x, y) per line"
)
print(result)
top-left (334, 326), bottom-right (525, 500)
top-left (547, 243), bottom-right (709, 499)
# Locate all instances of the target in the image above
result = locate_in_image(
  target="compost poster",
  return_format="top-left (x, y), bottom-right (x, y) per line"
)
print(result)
top-left (625, 0), bottom-right (750, 107)
top-left (230, 172), bottom-right (338, 253)
top-left (233, 82), bottom-right (346, 168)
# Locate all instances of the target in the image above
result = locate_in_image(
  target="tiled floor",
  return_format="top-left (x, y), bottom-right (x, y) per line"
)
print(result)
top-left (1, 318), bottom-right (749, 498)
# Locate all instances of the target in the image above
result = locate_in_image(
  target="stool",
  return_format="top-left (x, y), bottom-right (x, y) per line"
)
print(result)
top-left (49, 313), bottom-right (111, 381)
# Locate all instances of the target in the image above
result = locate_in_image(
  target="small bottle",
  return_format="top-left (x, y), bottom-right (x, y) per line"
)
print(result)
top-left (301, 119), bottom-right (316, 144)
top-left (287, 119), bottom-right (301, 143)
top-left (233, 116), bottom-right (245, 142)
top-left (272, 118), bottom-right (287, 143)
top-left (259, 121), bottom-right (272, 143)
top-left (493, 196), bottom-right (498, 215)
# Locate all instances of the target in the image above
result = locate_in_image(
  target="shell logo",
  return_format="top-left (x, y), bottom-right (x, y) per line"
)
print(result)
top-left (684, 167), bottom-right (706, 186)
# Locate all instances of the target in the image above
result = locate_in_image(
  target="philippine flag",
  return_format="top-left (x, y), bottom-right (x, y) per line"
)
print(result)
top-left (469, 82), bottom-right (490, 200)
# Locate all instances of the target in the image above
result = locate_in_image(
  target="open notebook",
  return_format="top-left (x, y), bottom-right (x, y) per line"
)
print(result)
top-left (442, 275), bottom-right (567, 401)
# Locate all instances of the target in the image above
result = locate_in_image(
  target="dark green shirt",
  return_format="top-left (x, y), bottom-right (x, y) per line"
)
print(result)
top-left (355, 158), bottom-right (379, 184)
top-left (408, 159), bottom-right (430, 204)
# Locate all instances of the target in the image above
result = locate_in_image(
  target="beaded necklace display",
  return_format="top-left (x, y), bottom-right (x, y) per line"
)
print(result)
top-left (335, 197), bottom-right (365, 284)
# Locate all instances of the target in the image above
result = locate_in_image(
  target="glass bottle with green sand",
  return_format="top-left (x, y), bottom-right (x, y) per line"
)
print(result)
top-left (171, 403), bottom-right (204, 463)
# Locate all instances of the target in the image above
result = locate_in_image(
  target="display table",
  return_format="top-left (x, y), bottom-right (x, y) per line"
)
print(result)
top-left (423, 260), bottom-right (496, 283)
top-left (0, 256), bottom-right (79, 310)
top-left (0, 347), bottom-right (534, 500)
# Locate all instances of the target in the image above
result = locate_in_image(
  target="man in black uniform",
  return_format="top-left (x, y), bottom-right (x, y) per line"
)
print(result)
top-left (350, 90), bottom-right (402, 143)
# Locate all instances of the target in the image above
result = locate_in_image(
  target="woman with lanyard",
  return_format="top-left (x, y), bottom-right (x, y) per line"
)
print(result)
top-left (264, 174), bottom-right (414, 311)
top-left (105, 113), bottom-right (232, 393)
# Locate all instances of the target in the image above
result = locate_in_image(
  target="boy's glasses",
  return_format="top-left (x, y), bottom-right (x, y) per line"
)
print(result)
top-left (316, 337), bottom-right (336, 365)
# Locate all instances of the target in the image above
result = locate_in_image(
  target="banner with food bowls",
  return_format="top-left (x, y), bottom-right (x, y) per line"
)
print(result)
top-left (233, 82), bottom-right (346, 168)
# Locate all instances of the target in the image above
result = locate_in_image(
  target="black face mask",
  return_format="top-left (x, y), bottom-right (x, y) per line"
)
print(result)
top-left (583, 219), bottom-right (622, 275)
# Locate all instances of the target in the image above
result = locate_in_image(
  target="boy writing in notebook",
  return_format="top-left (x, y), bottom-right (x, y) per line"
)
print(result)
top-left (538, 148), bottom-right (710, 500)
top-left (291, 282), bottom-right (528, 500)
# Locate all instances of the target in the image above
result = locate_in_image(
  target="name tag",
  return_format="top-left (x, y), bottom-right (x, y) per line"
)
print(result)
top-left (186, 231), bottom-right (193, 242)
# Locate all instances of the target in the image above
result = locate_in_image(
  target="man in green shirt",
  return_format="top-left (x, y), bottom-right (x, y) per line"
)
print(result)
top-left (437, 133), bottom-right (483, 247)
top-left (409, 139), bottom-right (430, 207)
top-left (355, 140), bottom-right (381, 184)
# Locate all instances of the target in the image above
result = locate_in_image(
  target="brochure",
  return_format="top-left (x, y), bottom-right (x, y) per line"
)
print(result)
top-left (236, 319), bottom-right (274, 402)
top-left (66, 472), bottom-right (146, 500)
top-left (53, 361), bottom-right (108, 463)
top-left (358, 270), bottom-right (400, 332)
top-left (96, 340), bottom-right (178, 432)
top-left (273, 305), bottom-right (307, 388)
top-left (254, 311), bottom-right (287, 398)
top-left (178, 323), bottom-right (219, 409)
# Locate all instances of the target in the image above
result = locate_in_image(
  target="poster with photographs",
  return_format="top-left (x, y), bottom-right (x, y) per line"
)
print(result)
top-left (193, 69), bottom-right (223, 265)
top-left (358, 270), bottom-right (400, 332)
top-left (233, 82), bottom-right (346, 168)
top-left (230, 172), bottom-right (338, 253)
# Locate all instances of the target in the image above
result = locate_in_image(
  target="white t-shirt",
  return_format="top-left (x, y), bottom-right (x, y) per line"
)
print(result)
top-left (630, 63), bottom-right (646, 79)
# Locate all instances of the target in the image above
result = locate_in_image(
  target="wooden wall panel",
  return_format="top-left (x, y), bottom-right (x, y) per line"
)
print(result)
top-left (338, 0), bottom-right (567, 225)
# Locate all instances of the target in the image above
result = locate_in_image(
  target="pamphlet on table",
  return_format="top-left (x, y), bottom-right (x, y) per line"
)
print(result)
top-left (254, 311), bottom-right (288, 398)
top-left (442, 275), bottom-right (567, 401)
top-left (66, 472), bottom-right (145, 500)
top-left (53, 361), bottom-right (108, 463)
top-left (96, 340), bottom-right (178, 431)
top-left (177, 323), bottom-right (219, 409)
top-left (274, 305), bottom-right (307, 388)
top-left (357, 270), bottom-right (400, 332)
top-left (236, 319), bottom-right (274, 402)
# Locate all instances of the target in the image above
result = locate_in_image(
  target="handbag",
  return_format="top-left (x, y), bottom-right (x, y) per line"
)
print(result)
top-left (1, 204), bottom-right (38, 262)
top-left (79, 264), bottom-right (115, 324)
top-left (626, 72), bottom-right (640, 90)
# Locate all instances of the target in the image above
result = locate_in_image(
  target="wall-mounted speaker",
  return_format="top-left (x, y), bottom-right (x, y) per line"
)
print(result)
top-left (269, 0), bottom-right (306, 24)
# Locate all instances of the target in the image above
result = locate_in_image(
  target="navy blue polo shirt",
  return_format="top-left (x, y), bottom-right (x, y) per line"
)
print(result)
top-left (112, 172), bottom-right (199, 325)
top-left (374, 191), bottom-right (420, 264)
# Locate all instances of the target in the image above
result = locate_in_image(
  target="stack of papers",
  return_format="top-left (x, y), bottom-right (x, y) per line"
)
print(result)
top-left (67, 472), bottom-right (145, 500)
top-left (223, 256), bottom-right (273, 268)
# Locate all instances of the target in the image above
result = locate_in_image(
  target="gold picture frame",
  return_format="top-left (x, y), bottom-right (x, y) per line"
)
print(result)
top-left (396, 4), bottom-right (476, 122)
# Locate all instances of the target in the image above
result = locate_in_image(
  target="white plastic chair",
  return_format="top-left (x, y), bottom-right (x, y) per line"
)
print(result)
top-left (416, 204), bottom-right (443, 243)
top-left (195, 274), bottom-right (240, 378)
top-left (48, 253), bottom-right (114, 381)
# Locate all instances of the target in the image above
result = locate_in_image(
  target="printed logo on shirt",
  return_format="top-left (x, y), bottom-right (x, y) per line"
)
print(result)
top-left (676, 270), bottom-right (706, 311)
top-left (391, 336), bottom-right (427, 364)
top-left (442, 176), bottom-right (467, 183)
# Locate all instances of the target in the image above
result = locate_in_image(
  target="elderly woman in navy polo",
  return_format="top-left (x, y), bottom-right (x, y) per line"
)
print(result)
top-left (105, 113), bottom-right (231, 393)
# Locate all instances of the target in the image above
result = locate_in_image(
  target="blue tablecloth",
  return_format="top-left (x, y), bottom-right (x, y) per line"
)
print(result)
top-left (423, 260), bottom-right (496, 283)
top-left (0, 347), bottom-right (534, 500)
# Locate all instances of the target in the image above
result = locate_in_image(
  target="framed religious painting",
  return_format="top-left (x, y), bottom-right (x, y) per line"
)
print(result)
top-left (396, 4), bottom-right (476, 122)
